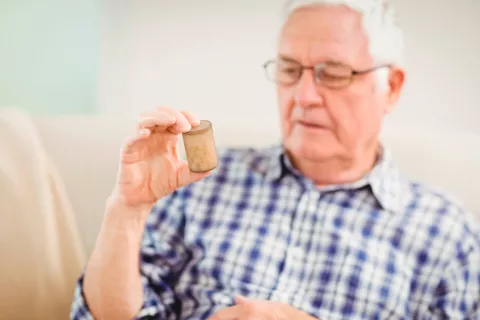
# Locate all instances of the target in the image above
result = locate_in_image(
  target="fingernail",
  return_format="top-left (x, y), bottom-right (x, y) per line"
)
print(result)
top-left (139, 129), bottom-right (149, 135)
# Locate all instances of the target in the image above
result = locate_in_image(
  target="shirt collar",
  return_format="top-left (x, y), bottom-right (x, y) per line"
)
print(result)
top-left (264, 144), bottom-right (286, 181)
top-left (366, 146), bottom-right (407, 213)
top-left (264, 143), bottom-right (407, 213)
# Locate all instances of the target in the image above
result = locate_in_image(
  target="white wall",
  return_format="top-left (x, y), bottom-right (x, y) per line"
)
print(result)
top-left (99, 0), bottom-right (480, 135)
top-left (0, 0), bottom-right (100, 115)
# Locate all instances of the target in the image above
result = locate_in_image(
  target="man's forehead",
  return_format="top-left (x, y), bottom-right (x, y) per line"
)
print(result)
top-left (278, 5), bottom-right (371, 64)
top-left (281, 5), bottom-right (365, 41)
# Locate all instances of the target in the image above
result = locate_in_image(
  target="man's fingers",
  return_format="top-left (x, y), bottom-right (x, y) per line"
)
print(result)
top-left (137, 111), bottom-right (176, 130)
top-left (181, 110), bottom-right (201, 127)
top-left (154, 107), bottom-right (192, 134)
top-left (137, 107), bottom-right (198, 135)
top-left (120, 128), bottom-right (151, 162)
top-left (176, 161), bottom-right (212, 188)
top-left (207, 305), bottom-right (242, 320)
top-left (235, 296), bottom-right (250, 305)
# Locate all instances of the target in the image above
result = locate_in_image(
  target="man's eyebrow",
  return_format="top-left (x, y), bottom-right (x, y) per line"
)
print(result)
top-left (324, 60), bottom-right (349, 66)
top-left (278, 55), bottom-right (301, 64)
top-left (278, 55), bottom-right (349, 66)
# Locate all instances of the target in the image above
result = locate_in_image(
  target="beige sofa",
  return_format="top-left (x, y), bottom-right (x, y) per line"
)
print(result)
top-left (33, 116), bottom-right (480, 256)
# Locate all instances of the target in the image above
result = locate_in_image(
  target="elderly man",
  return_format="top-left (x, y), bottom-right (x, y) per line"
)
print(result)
top-left (71, 0), bottom-right (480, 319)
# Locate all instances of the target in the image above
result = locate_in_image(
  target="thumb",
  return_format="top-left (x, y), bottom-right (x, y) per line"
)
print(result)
top-left (177, 161), bottom-right (212, 188)
top-left (235, 295), bottom-right (250, 305)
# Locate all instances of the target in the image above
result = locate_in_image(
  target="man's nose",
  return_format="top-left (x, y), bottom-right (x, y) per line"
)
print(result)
top-left (293, 69), bottom-right (324, 108)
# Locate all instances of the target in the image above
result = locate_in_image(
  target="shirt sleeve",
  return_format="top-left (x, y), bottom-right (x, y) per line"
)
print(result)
top-left (429, 225), bottom-right (480, 319)
top-left (70, 190), bottom-right (191, 320)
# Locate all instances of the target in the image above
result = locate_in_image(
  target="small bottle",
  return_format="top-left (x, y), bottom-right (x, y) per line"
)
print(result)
top-left (182, 120), bottom-right (218, 172)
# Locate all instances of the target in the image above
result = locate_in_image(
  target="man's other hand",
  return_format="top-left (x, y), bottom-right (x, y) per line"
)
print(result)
top-left (208, 296), bottom-right (317, 320)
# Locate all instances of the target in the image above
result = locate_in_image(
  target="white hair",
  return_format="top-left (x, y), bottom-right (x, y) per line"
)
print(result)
top-left (282, 0), bottom-right (405, 90)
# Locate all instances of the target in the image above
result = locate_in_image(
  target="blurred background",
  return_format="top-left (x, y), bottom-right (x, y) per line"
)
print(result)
top-left (1, 0), bottom-right (479, 133)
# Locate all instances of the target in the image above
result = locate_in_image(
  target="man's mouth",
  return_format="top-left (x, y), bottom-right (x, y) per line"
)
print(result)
top-left (296, 120), bottom-right (328, 130)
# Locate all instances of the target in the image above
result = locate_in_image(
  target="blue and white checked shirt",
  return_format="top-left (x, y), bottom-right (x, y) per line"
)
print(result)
top-left (71, 144), bottom-right (480, 319)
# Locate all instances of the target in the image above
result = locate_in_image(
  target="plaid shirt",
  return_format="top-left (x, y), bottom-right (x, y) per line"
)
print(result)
top-left (71, 145), bottom-right (480, 319)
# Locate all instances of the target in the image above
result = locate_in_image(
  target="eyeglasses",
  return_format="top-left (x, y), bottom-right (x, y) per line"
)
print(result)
top-left (263, 59), bottom-right (391, 89)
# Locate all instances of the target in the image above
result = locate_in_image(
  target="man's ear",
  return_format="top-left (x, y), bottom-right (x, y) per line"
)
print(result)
top-left (385, 66), bottom-right (405, 114)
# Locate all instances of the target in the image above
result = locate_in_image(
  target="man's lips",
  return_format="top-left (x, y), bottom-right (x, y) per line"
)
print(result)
top-left (296, 120), bottom-right (329, 130)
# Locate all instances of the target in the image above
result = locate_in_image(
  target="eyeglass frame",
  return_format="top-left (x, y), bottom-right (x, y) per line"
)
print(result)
top-left (262, 59), bottom-right (391, 89)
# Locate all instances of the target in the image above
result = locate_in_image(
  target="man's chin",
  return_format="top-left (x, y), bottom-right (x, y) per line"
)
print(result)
top-left (284, 136), bottom-right (337, 162)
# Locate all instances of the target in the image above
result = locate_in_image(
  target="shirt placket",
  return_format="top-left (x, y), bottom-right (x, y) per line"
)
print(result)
top-left (271, 188), bottom-right (320, 302)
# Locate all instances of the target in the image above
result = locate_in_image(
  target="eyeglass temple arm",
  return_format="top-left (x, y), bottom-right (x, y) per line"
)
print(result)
top-left (352, 64), bottom-right (391, 75)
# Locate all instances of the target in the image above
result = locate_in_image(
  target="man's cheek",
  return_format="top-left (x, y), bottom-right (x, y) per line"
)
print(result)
top-left (278, 102), bottom-right (294, 133)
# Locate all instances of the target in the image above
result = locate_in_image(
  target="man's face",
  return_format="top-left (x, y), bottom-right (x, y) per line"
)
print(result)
top-left (277, 5), bottom-right (400, 163)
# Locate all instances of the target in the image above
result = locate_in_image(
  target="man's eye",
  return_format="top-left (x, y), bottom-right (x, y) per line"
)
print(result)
top-left (321, 66), bottom-right (352, 78)
top-left (280, 67), bottom-right (299, 75)
top-left (320, 72), bottom-right (347, 80)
